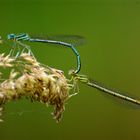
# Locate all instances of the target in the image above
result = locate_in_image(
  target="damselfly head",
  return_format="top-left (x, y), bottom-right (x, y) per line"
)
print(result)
top-left (7, 33), bottom-right (30, 41)
top-left (7, 33), bottom-right (16, 40)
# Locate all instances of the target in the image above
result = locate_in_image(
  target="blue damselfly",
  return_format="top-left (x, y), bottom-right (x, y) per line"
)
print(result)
top-left (7, 33), bottom-right (84, 74)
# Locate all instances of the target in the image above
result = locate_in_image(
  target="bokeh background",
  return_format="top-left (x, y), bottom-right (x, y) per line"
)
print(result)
top-left (0, 0), bottom-right (140, 140)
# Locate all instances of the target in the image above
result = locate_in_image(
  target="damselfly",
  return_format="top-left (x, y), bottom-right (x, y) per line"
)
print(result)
top-left (7, 33), bottom-right (84, 74)
top-left (72, 74), bottom-right (140, 106)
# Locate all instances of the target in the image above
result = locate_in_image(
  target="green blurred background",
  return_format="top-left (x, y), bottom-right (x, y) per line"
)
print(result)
top-left (0, 0), bottom-right (140, 140)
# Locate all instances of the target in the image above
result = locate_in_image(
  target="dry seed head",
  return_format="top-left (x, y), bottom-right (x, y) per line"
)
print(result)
top-left (0, 54), bottom-right (14, 67)
top-left (15, 73), bottom-right (37, 96)
top-left (20, 53), bottom-right (39, 66)
top-left (9, 69), bottom-right (19, 79)
top-left (0, 52), bottom-right (75, 122)
top-left (0, 80), bottom-right (18, 100)
top-left (0, 93), bottom-right (5, 105)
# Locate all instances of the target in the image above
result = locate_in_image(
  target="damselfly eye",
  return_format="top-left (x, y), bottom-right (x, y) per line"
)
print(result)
top-left (7, 34), bottom-right (15, 40)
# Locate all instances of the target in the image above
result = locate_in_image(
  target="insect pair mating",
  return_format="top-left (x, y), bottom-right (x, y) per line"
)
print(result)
top-left (2, 33), bottom-right (140, 108)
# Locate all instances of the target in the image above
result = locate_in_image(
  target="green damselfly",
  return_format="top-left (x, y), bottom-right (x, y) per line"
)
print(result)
top-left (72, 74), bottom-right (140, 106)
top-left (7, 33), bottom-right (84, 74)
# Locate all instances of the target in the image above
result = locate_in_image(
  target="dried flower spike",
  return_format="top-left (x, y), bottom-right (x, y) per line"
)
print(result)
top-left (0, 52), bottom-right (77, 122)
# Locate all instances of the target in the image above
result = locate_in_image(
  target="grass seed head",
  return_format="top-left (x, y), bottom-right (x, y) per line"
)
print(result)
top-left (0, 52), bottom-right (75, 122)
